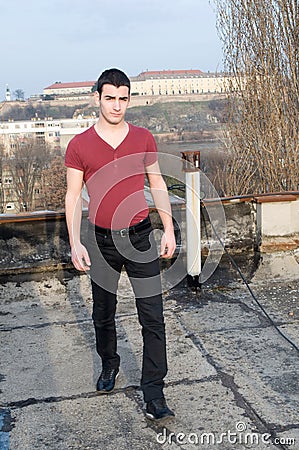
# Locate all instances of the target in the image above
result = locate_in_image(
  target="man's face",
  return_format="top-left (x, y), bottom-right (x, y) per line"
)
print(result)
top-left (96, 84), bottom-right (130, 125)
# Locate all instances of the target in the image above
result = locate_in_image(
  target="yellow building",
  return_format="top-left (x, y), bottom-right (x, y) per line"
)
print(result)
top-left (42, 70), bottom-right (232, 99)
top-left (130, 70), bottom-right (229, 96)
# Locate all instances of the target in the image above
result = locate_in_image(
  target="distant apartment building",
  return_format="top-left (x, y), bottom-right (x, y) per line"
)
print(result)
top-left (0, 117), bottom-right (97, 213)
top-left (0, 116), bottom-right (97, 155)
top-left (42, 70), bottom-right (232, 99)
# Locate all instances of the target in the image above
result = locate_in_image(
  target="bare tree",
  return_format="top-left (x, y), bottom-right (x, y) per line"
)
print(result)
top-left (0, 144), bottom-right (5, 213)
top-left (42, 155), bottom-right (67, 210)
top-left (13, 89), bottom-right (25, 101)
top-left (214, 0), bottom-right (299, 195)
top-left (7, 138), bottom-right (51, 212)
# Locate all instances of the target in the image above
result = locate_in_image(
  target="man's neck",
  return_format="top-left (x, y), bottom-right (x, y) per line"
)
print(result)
top-left (94, 118), bottom-right (129, 149)
top-left (96, 117), bottom-right (127, 133)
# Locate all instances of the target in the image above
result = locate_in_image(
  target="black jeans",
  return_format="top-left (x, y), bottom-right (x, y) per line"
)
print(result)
top-left (87, 218), bottom-right (168, 402)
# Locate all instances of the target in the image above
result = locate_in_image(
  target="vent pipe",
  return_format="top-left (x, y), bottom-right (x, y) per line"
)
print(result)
top-left (181, 151), bottom-right (201, 290)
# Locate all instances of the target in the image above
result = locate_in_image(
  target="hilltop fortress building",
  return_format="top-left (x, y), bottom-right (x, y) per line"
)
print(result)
top-left (43, 69), bottom-right (231, 99)
top-left (130, 70), bottom-right (228, 96)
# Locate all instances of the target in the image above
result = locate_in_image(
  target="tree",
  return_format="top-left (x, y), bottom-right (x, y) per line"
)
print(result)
top-left (13, 89), bottom-right (25, 101)
top-left (42, 155), bottom-right (67, 210)
top-left (0, 144), bottom-right (5, 213)
top-left (214, 0), bottom-right (299, 195)
top-left (7, 138), bottom-right (51, 212)
top-left (91, 82), bottom-right (98, 92)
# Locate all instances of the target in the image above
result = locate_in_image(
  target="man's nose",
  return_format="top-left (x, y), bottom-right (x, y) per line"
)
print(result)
top-left (113, 99), bottom-right (121, 110)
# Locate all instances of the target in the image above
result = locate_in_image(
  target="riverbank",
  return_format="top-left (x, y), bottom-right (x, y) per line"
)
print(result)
top-left (154, 130), bottom-right (216, 143)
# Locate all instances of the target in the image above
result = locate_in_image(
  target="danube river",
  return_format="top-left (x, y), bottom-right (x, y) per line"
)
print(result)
top-left (157, 140), bottom-right (224, 181)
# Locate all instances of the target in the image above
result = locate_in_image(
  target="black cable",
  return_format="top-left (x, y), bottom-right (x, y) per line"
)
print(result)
top-left (168, 183), bottom-right (299, 352)
top-left (201, 203), bottom-right (299, 354)
top-left (167, 184), bottom-right (186, 193)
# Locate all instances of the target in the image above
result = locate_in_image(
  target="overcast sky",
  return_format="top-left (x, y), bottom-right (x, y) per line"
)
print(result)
top-left (0, 0), bottom-right (223, 99)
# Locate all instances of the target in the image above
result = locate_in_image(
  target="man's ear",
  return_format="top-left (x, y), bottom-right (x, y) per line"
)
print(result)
top-left (94, 91), bottom-right (100, 105)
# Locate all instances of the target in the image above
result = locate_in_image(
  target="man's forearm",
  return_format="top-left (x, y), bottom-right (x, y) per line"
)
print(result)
top-left (150, 180), bottom-right (174, 232)
top-left (65, 191), bottom-right (83, 248)
top-left (150, 179), bottom-right (176, 258)
top-left (156, 202), bottom-right (174, 231)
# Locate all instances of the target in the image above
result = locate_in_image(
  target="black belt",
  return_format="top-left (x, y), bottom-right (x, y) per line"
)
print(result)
top-left (92, 216), bottom-right (151, 237)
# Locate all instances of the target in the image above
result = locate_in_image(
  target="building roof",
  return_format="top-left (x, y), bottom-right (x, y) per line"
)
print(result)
top-left (131, 69), bottom-right (205, 81)
top-left (140, 70), bottom-right (203, 76)
top-left (44, 81), bottom-right (96, 90)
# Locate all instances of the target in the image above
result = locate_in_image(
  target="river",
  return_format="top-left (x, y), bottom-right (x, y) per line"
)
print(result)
top-left (156, 140), bottom-right (224, 181)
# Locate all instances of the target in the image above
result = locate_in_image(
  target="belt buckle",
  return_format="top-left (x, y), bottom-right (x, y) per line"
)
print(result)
top-left (120, 228), bottom-right (128, 237)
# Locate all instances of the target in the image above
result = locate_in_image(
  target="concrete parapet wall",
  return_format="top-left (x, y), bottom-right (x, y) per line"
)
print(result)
top-left (0, 212), bottom-right (70, 275)
top-left (255, 195), bottom-right (299, 253)
top-left (259, 198), bottom-right (299, 236)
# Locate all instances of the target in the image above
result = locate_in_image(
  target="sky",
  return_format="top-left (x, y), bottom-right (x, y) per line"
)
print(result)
top-left (0, 0), bottom-right (223, 100)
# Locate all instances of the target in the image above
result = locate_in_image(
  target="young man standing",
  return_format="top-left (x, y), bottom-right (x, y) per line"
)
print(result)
top-left (65, 68), bottom-right (176, 421)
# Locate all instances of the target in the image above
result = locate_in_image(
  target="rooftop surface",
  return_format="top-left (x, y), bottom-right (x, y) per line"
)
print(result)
top-left (0, 258), bottom-right (298, 450)
top-left (44, 81), bottom-right (96, 90)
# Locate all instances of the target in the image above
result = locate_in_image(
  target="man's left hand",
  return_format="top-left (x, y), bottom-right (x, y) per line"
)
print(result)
top-left (160, 229), bottom-right (176, 259)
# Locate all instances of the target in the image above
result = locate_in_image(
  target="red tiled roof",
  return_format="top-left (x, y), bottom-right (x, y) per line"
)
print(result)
top-left (139, 70), bottom-right (203, 76)
top-left (44, 81), bottom-right (96, 90)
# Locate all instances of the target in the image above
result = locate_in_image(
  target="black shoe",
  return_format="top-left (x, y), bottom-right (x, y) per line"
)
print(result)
top-left (145, 397), bottom-right (175, 421)
top-left (96, 367), bottom-right (119, 393)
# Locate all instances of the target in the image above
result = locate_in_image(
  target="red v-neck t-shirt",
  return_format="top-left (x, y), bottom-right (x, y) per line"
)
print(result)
top-left (65, 123), bottom-right (158, 229)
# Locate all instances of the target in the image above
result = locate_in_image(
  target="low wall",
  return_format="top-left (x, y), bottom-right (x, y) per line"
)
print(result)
top-left (0, 193), bottom-right (298, 279)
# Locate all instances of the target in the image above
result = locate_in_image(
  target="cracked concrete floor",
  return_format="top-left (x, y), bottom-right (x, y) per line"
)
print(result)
top-left (0, 269), bottom-right (298, 450)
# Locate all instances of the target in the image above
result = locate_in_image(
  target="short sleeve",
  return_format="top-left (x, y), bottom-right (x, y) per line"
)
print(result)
top-left (144, 131), bottom-right (158, 167)
top-left (65, 137), bottom-right (84, 172)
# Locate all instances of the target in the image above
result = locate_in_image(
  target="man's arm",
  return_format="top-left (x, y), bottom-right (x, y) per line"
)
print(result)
top-left (65, 167), bottom-right (91, 271)
top-left (146, 161), bottom-right (176, 259)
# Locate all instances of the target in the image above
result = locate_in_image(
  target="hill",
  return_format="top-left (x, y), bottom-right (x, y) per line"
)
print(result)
top-left (0, 97), bottom-right (227, 141)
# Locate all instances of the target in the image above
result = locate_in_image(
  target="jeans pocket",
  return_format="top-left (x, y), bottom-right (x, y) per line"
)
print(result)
top-left (95, 233), bottom-right (109, 248)
top-left (131, 227), bottom-right (155, 252)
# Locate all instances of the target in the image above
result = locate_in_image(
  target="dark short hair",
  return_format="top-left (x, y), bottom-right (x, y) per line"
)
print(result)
top-left (97, 68), bottom-right (131, 96)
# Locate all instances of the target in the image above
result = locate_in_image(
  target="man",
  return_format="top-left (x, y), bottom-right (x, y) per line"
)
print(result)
top-left (65, 68), bottom-right (176, 421)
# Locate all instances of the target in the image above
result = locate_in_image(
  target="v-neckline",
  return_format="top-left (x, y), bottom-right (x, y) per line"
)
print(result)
top-left (93, 123), bottom-right (130, 151)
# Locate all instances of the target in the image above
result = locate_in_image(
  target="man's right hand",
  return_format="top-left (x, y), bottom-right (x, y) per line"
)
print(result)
top-left (71, 243), bottom-right (91, 271)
